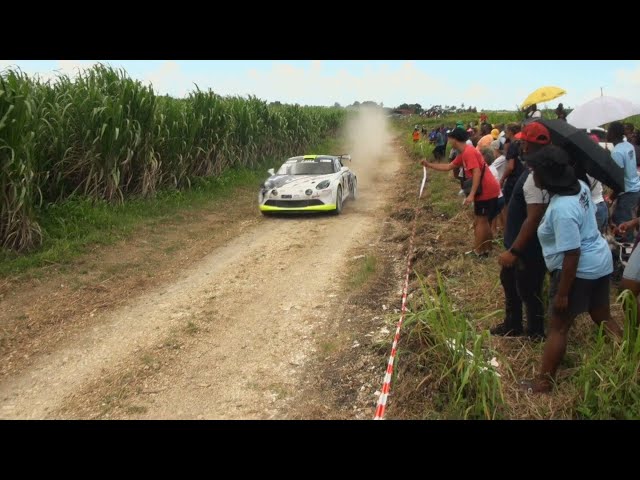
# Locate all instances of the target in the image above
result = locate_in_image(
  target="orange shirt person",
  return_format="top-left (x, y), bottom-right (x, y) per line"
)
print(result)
top-left (412, 129), bottom-right (420, 143)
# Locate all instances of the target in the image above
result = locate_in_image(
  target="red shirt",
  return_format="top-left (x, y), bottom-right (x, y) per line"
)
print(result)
top-left (451, 145), bottom-right (501, 202)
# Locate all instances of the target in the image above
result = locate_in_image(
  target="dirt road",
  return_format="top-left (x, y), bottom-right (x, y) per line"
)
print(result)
top-left (0, 109), bottom-right (406, 419)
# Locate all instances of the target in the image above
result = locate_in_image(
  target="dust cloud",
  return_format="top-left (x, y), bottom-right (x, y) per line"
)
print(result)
top-left (343, 106), bottom-right (395, 185)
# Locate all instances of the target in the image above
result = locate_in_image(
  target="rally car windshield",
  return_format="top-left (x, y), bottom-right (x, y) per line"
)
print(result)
top-left (277, 162), bottom-right (336, 175)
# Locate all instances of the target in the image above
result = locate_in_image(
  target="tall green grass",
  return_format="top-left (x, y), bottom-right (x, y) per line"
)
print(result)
top-left (0, 64), bottom-right (346, 252)
top-left (403, 272), bottom-right (505, 419)
top-left (0, 132), bottom-right (343, 276)
top-left (573, 289), bottom-right (640, 419)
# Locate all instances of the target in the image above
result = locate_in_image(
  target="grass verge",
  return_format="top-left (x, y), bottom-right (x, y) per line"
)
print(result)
top-left (0, 136), bottom-right (341, 277)
top-left (387, 127), bottom-right (640, 419)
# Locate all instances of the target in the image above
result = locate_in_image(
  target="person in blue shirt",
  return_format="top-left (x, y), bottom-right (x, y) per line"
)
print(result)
top-left (520, 145), bottom-right (623, 394)
top-left (609, 121), bottom-right (640, 242)
top-left (433, 126), bottom-right (446, 160)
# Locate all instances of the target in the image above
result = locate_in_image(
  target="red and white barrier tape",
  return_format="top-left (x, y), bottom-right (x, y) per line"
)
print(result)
top-left (374, 204), bottom-right (420, 420)
top-left (419, 166), bottom-right (427, 199)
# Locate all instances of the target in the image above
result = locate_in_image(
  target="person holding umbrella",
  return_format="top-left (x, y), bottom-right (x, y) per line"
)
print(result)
top-left (608, 121), bottom-right (640, 242)
top-left (525, 103), bottom-right (542, 119)
top-left (555, 103), bottom-right (567, 121)
top-left (520, 145), bottom-right (623, 394)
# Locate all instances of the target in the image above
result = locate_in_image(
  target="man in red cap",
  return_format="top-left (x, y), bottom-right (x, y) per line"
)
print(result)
top-left (490, 121), bottom-right (551, 339)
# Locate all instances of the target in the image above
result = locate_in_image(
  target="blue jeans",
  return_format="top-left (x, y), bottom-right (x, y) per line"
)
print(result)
top-left (613, 191), bottom-right (640, 242)
top-left (595, 201), bottom-right (608, 234)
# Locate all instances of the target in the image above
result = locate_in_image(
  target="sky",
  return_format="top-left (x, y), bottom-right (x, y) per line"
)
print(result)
top-left (2, 60), bottom-right (640, 111)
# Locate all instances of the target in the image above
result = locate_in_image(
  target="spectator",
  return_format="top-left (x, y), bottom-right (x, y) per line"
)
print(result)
top-left (413, 127), bottom-right (420, 143)
top-left (520, 145), bottom-right (623, 394)
top-left (489, 139), bottom-right (508, 231)
top-left (525, 103), bottom-right (542, 119)
top-left (583, 135), bottom-right (608, 233)
top-left (450, 134), bottom-right (474, 194)
top-left (500, 123), bottom-right (525, 204)
top-left (623, 123), bottom-right (640, 167)
top-left (555, 103), bottom-right (567, 121)
top-left (433, 125), bottom-right (446, 160)
top-left (589, 175), bottom-right (608, 234)
top-left (422, 128), bottom-right (501, 256)
top-left (480, 147), bottom-right (505, 236)
top-left (491, 122), bottom-right (551, 340)
top-left (476, 123), bottom-right (494, 152)
top-left (608, 121), bottom-right (640, 242)
top-left (429, 128), bottom-right (438, 145)
top-left (469, 127), bottom-right (481, 147)
top-left (489, 139), bottom-right (507, 181)
top-left (624, 123), bottom-right (635, 141)
top-left (616, 217), bottom-right (640, 311)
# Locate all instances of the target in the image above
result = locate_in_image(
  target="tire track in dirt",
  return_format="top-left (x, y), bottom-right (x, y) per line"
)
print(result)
top-left (0, 108), bottom-right (402, 419)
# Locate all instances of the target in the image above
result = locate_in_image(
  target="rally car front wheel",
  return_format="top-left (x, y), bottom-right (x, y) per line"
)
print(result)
top-left (334, 186), bottom-right (343, 215)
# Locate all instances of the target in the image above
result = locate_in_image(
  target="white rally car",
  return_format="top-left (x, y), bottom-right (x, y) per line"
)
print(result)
top-left (258, 154), bottom-right (357, 214)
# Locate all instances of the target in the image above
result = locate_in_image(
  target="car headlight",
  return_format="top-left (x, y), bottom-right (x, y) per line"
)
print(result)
top-left (316, 180), bottom-right (330, 190)
top-left (271, 189), bottom-right (278, 196)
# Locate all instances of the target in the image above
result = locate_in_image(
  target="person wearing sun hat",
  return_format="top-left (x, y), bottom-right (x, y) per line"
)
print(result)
top-left (491, 121), bottom-right (551, 340)
top-left (519, 144), bottom-right (623, 394)
top-left (491, 128), bottom-right (500, 140)
top-left (476, 123), bottom-right (494, 152)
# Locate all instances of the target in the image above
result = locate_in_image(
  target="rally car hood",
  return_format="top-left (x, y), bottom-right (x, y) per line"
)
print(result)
top-left (264, 174), bottom-right (335, 191)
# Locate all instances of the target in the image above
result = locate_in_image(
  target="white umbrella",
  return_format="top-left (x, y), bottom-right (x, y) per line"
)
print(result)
top-left (566, 95), bottom-right (640, 128)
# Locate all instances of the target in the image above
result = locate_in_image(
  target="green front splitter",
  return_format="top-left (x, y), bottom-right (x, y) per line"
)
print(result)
top-left (259, 204), bottom-right (337, 212)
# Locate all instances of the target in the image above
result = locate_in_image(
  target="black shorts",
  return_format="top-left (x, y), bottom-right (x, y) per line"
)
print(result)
top-left (548, 270), bottom-right (611, 317)
top-left (489, 197), bottom-right (505, 222)
top-left (474, 197), bottom-right (499, 218)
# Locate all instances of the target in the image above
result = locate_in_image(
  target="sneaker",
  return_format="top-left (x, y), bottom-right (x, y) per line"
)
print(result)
top-left (489, 322), bottom-right (524, 337)
top-left (458, 189), bottom-right (465, 196)
top-left (465, 250), bottom-right (489, 258)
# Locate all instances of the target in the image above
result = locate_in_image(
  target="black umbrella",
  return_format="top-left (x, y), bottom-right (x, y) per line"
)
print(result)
top-left (536, 118), bottom-right (625, 193)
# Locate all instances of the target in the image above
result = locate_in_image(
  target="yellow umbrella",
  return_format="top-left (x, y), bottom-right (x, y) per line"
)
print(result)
top-left (521, 86), bottom-right (566, 109)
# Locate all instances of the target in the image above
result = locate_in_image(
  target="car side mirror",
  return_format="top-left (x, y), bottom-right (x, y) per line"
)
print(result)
top-left (340, 166), bottom-right (349, 172)
top-left (267, 168), bottom-right (275, 175)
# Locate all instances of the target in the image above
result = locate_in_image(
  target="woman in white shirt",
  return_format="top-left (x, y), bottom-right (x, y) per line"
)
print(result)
top-left (588, 175), bottom-right (608, 234)
top-left (480, 147), bottom-right (505, 235)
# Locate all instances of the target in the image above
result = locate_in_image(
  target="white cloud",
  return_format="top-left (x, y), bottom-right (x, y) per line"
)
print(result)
top-left (209, 61), bottom-right (450, 108)
top-left (463, 83), bottom-right (491, 105)
top-left (57, 60), bottom-right (97, 75)
top-left (41, 60), bottom-right (98, 83)
top-left (615, 64), bottom-right (640, 86)
top-left (51, 61), bottom-right (97, 83)
top-left (0, 60), bottom-right (98, 84)
top-left (609, 64), bottom-right (640, 104)
top-left (144, 61), bottom-right (192, 98)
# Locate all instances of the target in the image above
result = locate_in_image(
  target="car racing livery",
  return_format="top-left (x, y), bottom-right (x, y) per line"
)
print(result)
top-left (259, 154), bottom-right (357, 214)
